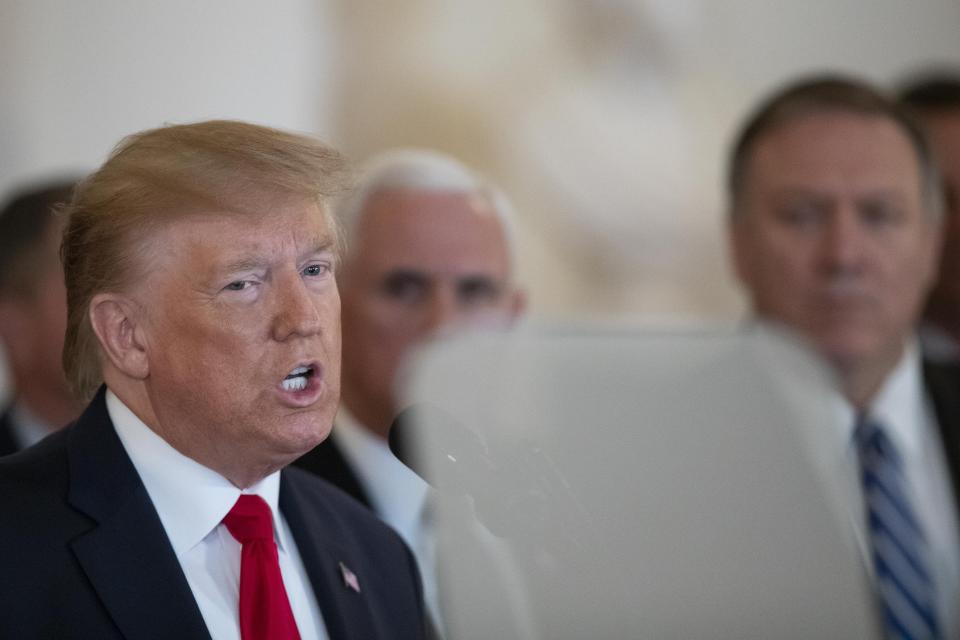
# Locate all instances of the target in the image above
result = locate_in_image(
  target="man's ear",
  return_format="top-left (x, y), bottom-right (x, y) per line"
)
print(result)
top-left (88, 293), bottom-right (150, 380)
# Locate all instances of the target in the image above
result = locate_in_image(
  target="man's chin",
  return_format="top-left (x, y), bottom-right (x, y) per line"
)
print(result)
top-left (816, 333), bottom-right (895, 375)
top-left (275, 412), bottom-right (335, 456)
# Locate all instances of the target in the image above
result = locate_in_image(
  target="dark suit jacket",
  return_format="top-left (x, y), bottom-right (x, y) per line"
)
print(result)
top-left (923, 360), bottom-right (960, 512)
top-left (0, 407), bottom-right (18, 457)
top-left (0, 388), bottom-right (429, 640)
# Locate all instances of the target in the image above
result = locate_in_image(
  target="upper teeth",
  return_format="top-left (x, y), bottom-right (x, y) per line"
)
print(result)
top-left (282, 375), bottom-right (308, 392)
top-left (281, 366), bottom-right (312, 392)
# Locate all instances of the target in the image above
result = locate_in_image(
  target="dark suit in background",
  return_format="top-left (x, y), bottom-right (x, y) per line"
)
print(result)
top-left (295, 424), bottom-right (540, 640)
top-left (925, 360), bottom-right (960, 510)
top-left (295, 433), bottom-right (371, 508)
top-left (0, 408), bottom-right (18, 457)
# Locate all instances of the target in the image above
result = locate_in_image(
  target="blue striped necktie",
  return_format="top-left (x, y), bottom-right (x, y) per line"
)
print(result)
top-left (854, 414), bottom-right (941, 639)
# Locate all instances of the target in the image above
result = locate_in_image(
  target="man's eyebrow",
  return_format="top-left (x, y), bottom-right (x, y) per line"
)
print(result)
top-left (857, 188), bottom-right (912, 202)
top-left (218, 256), bottom-right (269, 274)
top-left (300, 237), bottom-right (337, 261)
top-left (383, 268), bottom-right (429, 281)
top-left (457, 274), bottom-right (500, 285)
top-left (769, 187), bottom-right (829, 199)
top-left (217, 238), bottom-right (338, 274)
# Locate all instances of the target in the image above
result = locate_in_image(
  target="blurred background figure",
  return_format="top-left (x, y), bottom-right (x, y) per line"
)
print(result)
top-left (900, 71), bottom-right (960, 363)
top-left (295, 149), bottom-right (527, 636)
top-left (727, 75), bottom-right (960, 638)
top-left (0, 180), bottom-right (83, 455)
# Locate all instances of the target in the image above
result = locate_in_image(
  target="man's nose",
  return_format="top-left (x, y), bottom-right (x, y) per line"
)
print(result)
top-left (421, 288), bottom-right (461, 336)
top-left (272, 275), bottom-right (324, 341)
top-left (820, 207), bottom-right (866, 273)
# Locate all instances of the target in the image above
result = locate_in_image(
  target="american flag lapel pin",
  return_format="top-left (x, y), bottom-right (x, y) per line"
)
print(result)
top-left (339, 561), bottom-right (361, 593)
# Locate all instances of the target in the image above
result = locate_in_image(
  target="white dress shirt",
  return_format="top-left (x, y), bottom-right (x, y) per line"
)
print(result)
top-left (827, 346), bottom-right (960, 638)
top-left (106, 390), bottom-right (328, 640)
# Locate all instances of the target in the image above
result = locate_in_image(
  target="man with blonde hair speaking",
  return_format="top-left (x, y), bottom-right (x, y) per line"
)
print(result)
top-left (0, 121), bottom-right (429, 640)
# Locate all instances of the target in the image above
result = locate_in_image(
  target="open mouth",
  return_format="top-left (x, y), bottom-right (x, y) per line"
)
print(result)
top-left (281, 365), bottom-right (316, 392)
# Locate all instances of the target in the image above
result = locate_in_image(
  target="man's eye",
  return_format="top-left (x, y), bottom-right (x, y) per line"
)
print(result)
top-left (458, 278), bottom-right (501, 305)
top-left (860, 200), bottom-right (904, 227)
top-left (303, 263), bottom-right (330, 277)
top-left (382, 273), bottom-right (428, 303)
top-left (224, 281), bottom-right (250, 291)
top-left (777, 202), bottom-right (824, 227)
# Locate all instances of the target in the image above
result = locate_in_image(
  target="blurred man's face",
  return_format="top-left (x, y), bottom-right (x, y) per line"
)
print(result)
top-left (136, 197), bottom-right (341, 479)
top-left (26, 257), bottom-right (69, 392)
top-left (9, 224), bottom-right (70, 389)
top-left (0, 219), bottom-right (76, 423)
top-left (731, 111), bottom-right (940, 378)
top-left (339, 189), bottom-right (524, 434)
top-left (917, 110), bottom-right (960, 318)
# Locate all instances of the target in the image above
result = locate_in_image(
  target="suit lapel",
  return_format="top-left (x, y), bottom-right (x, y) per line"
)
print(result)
top-left (280, 470), bottom-right (379, 640)
top-left (66, 388), bottom-right (211, 640)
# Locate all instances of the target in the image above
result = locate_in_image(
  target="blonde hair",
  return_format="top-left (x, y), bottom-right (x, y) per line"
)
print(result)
top-left (61, 120), bottom-right (349, 399)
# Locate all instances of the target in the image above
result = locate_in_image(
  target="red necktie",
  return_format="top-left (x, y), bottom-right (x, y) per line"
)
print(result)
top-left (222, 494), bottom-right (302, 640)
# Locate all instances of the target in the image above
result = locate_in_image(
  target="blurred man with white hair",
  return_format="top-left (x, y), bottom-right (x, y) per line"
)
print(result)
top-left (294, 149), bottom-right (527, 637)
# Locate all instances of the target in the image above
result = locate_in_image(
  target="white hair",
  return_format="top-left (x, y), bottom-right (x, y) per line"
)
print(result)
top-left (337, 148), bottom-right (518, 267)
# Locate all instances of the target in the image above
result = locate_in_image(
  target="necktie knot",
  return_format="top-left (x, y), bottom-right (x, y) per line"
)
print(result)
top-left (854, 413), bottom-right (903, 468)
top-left (223, 494), bottom-right (274, 544)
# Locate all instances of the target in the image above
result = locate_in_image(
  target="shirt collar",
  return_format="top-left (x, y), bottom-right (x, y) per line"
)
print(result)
top-left (333, 405), bottom-right (429, 543)
top-left (747, 321), bottom-right (926, 465)
top-left (106, 389), bottom-right (285, 558)
top-left (858, 341), bottom-right (927, 460)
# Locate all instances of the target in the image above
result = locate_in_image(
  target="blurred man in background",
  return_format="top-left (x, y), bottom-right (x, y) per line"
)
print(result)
top-left (294, 149), bottom-right (527, 636)
top-left (0, 180), bottom-right (83, 454)
top-left (727, 75), bottom-right (960, 638)
top-left (900, 72), bottom-right (960, 363)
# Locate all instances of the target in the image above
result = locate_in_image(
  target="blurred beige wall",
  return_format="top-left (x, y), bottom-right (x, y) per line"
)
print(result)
top-left (329, 0), bottom-right (960, 322)
top-left (1, 0), bottom-right (959, 401)
top-left (0, 0), bottom-right (337, 193)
